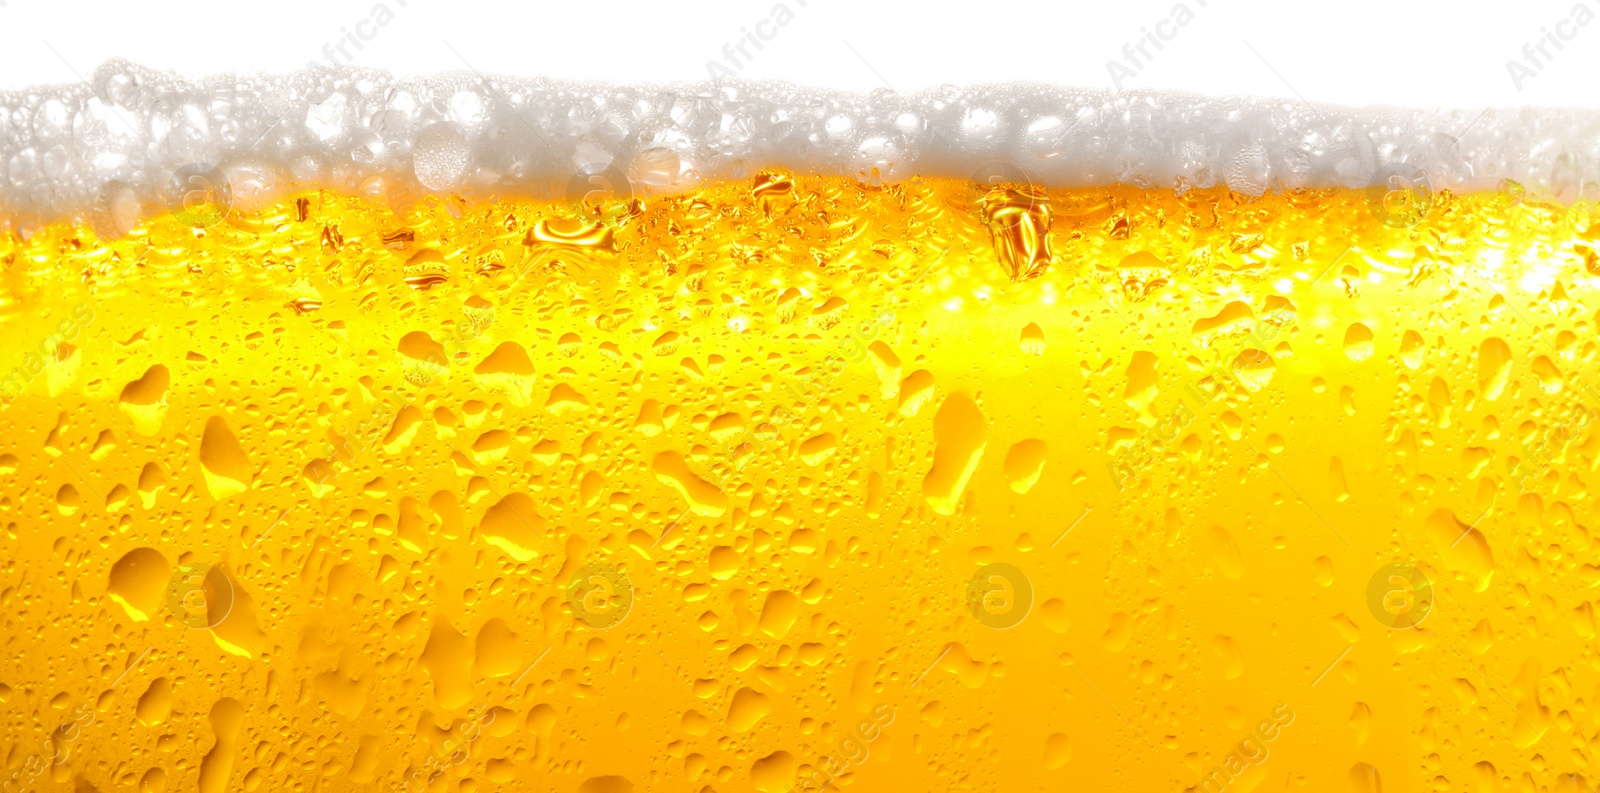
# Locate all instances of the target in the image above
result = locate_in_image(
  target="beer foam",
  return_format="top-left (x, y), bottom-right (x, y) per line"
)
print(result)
top-left (2, 59), bottom-right (1597, 230)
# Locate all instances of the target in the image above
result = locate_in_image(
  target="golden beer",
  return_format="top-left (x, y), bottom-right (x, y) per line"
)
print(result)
top-left (0, 167), bottom-right (1592, 792)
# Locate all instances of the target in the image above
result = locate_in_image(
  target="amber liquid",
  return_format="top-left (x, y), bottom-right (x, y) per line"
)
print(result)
top-left (0, 175), bottom-right (1592, 792)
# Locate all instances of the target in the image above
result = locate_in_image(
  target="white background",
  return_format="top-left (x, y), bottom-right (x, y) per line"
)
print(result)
top-left (0, 0), bottom-right (1594, 107)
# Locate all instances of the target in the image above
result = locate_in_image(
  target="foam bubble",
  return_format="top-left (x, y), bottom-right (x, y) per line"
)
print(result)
top-left (413, 122), bottom-right (470, 190)
top-left (3, 59), bottom-right (1599, 230)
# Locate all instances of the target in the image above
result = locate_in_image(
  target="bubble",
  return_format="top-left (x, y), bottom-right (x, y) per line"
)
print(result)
top-left (166, 103), bottom-right (211, 157)
top-left (479, 122), bottom-right (543, 178)
top-left (1022, 116), bottom-right (1068, 160)
top-left (413, 121), bottom-right (470, 191)
top-left (1176, 139), bottom-right (1221, 191)
top-left (221, 160), bottom-right (281, 213)
top-left (3, 74), bottom-right (1599, 222)
top-left (855, 136), bottom-right (904, 182)
top-left (1225, 143), bottom-right (1271, 195)
top-left (966, 563), bottom-right (1032, 629)
top-left (1366, 163), bottom-right (1432, 228)
top-left (825, 115), bottom-right (854, 140)
top-left (894, 112), bottom-right (923, 134)
top-left (1550, 151), bottom-right (1583, 201)
top-left (568, 563), bottom-right (633, 629)
top-left (631, 147), bottom-right (680, 186)
top-left (1497, 178), bottom-right (1527, 205)
top-left (370, 107), bottom-right (413, 149)
top-left (668, 95), bottom-right (716, 135)
top-left (90, 180), bottom-right (142, 241)
top-left (447, 90), bottom-right (488, 131)
top-left (305, 93), bottom-right (351, 143)
top-left (91, 59), bottom-right (144, 109)
top-left (959, 107), bottom-right (1001, 146)
top-left (32, 99), bottom-right (71, 142)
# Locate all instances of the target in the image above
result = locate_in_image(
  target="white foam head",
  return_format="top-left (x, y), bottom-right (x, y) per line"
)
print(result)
top-left (1, 60), bottom-right (1595, 231)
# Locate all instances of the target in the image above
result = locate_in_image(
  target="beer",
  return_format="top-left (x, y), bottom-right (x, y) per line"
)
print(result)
top-left (0, 72), bottom-right (1593, 792)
